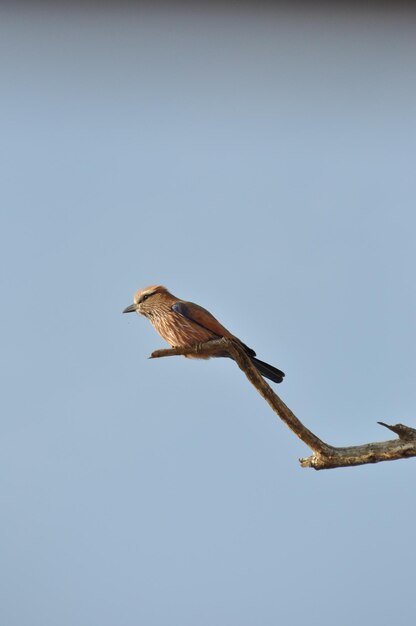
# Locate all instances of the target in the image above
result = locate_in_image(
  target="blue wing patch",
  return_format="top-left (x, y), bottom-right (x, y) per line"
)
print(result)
top-left (171, 301), bottom-right (190, 318)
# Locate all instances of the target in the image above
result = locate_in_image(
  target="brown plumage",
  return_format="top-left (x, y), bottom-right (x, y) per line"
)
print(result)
top-left (123, 285), bottom-right (285, 384)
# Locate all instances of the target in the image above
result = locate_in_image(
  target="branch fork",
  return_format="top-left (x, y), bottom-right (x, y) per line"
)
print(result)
top-left (150, 338), bottom-right (416, 470)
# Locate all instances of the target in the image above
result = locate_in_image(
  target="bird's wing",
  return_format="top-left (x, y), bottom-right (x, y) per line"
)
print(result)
top-left (171, 301), bottom-right (233, 338)
top-left (172, 300), bottom-right (256, 357)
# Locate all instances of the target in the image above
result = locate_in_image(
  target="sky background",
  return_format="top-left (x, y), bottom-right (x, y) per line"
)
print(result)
top-left (1, 3), bottom-right (416, 625)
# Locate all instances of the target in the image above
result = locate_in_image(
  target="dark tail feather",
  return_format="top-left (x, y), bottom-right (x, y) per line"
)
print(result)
top-left (250, 356), bottom-right (285, 384)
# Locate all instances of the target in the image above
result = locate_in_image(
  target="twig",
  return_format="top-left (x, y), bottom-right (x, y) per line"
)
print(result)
top-left (149, 338), bottom-right (416, 470)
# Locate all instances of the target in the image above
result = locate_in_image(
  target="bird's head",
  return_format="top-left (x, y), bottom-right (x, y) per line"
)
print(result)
top-left (123, 285), bottom-right (173, 317)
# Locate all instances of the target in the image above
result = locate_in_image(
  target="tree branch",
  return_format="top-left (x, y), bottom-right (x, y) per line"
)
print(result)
top-left (149, 338), bottom-right (416, 470)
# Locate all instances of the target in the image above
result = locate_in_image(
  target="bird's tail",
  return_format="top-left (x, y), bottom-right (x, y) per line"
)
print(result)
top-left (250, 356), bottom-right (285, 384)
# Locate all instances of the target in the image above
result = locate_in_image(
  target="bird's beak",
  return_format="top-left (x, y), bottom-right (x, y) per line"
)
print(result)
top-left (123, 303), bottom-right (137, 314)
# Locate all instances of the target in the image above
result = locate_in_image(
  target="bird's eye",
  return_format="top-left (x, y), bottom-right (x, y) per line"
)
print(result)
top-left (140, 291), bottom-right (156, 304)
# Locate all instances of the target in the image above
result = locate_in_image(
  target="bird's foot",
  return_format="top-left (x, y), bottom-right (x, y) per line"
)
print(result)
top-left (193, 342), bottom-right (206, 354)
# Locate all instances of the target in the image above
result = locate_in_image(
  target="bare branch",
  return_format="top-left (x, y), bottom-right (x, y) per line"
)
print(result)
top-left (377, 422), bottom-right (416, 440)
top-left (149, 338), bottom-right (416, 470)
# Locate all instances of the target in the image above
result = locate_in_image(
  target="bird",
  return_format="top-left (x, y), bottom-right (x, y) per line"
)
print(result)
top-left (123, 285), bottom-right (285, 384)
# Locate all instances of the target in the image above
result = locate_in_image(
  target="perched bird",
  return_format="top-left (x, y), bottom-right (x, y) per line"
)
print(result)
top-left (123, 285), bottom-right (285, 384)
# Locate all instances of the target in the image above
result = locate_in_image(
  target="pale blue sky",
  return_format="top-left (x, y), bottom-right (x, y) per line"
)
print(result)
top-left (1, 4), bottom-right (416, 626)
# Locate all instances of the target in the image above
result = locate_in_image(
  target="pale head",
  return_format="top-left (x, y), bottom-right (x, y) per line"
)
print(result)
top-left (123, 285), bottom-right (174, 317)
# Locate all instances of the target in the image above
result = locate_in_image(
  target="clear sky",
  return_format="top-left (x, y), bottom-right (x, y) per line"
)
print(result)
top-left (1, 3), bottom-right (416, 625)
